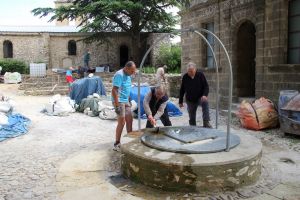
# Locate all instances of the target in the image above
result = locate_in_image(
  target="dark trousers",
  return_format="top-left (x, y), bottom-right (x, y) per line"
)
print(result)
top-left (146, 108), bottom-right (172, 128)
top-left (186, 99), bottom-right (210, 126)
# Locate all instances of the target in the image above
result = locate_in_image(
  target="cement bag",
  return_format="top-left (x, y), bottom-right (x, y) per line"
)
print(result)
top-left (237, 100), bottom-right (259, 130)
top-left (0, 101), bottom-right (12, 113)
top-left (45, 94), bottom-right (75, 116)
top-left (99, 108), bottom-right (117, 120)
top-left (237, 97), bottom-right (278, 130)
top-left (4, 72), bottom-right (22, 84)
top-left (0, 112), bottom-right (8, 125)
top-left (253, 98), bottom-right (278, 129)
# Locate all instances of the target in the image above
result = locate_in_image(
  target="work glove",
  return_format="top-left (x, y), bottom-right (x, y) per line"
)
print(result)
top-left (114, 105), bottom-right (121, 115)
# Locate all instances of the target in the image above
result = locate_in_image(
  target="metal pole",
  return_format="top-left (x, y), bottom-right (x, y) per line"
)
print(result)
top-left (137, 33), bottom-right (175, 131)
top-left (137, 28), bottom-right (231, 152)
top-left (198, 28), bottom-right (233, 151)
top-left (193, 30), bottom-right (220, 129)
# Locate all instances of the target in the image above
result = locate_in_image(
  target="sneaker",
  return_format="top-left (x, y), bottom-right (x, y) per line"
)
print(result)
top-left (113, 143), bottom-right (121, 152)
top-left (203, 120), bottom-right (213, 128)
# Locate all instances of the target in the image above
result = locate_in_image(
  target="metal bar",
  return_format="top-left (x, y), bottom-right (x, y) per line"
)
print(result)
top-left (198, 28), bottom-right (233, 151)
top-left (137, 33), bottom-right (175, 131)
top-left (194, 30), bottom-right (220, 129)
top-left (137, 28), bottom-right (232, 152)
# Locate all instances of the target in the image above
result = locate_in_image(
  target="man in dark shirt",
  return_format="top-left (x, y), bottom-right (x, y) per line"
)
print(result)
top-left (179, 62), bottom-right (212, 128)
top-left (143, 86), bottom-right (172, 128)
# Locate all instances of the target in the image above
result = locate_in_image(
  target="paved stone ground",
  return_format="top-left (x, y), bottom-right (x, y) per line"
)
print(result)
top-left (0, 84), bottom-right (300, 200)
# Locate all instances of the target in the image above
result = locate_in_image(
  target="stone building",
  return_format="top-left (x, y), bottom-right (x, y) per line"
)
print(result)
top-left (181, 0), bottom-right (300, 107)
top-left (0, 26), bottom-right (160, 70)
top-left (0, 0), bottom-right (165, 70)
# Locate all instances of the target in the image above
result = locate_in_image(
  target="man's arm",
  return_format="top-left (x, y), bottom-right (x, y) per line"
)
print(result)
top-left (112, 86), bottom-right (119, 107)
top-left (112, 74), bottom-right (122, 106)
top-left (154, 101), bottom-right (167, 119)
top-left (179, 76), bottom-right (185, 105)
top-left (143, 92), bottom-right (152, 117)
top-left (201, 73), bottom-right (209, 97)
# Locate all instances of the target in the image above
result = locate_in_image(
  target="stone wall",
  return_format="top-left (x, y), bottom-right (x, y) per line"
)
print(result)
top-left (0, 32), bottom-right (167, 71)
top-left (132, 73), bottom-right (182, 98)
top-left (0, 33), bottom-right (49, 64)
top-left (181, 0), bottom-right (300, 108)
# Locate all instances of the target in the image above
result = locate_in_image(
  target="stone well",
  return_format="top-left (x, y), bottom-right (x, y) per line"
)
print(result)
top-left (121, 127), bottom-right (262, 192)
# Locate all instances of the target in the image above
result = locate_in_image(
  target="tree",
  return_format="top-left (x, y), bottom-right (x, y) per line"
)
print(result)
top-left (32, 0), bottom-right (189, 64)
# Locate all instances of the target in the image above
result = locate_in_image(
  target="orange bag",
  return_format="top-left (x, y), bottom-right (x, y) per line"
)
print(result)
top-left (237, 97), bottom-right (278, 130)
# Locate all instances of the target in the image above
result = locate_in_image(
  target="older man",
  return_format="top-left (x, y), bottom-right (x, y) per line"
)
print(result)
top-left (143, 85), bottom-right (172, 128)
top-left (112, 61), bottom-right (136, 151)
top-left (179, 62), bottom-right (212, 128)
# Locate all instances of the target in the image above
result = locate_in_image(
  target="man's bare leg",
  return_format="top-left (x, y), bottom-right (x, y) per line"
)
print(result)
top-left (115, 116), bottom-right (125, 144)
top-left (125, 113), bottom-right (133, 133)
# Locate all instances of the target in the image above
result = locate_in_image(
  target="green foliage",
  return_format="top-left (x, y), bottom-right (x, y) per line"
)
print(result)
top-left (32, 0), bottom-right (188, 63)
top-left (157, 44), bottom-right (181, 73)
top-left (142, 66), bottom-right (156, 74)
top-left (0, 59), bottom-right (28, 74)
top-left (32, 0), bottom-right (184, 39)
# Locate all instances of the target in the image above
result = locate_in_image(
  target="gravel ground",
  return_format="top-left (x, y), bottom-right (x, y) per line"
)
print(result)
top-left (0, 84), bottom-right (300, 200)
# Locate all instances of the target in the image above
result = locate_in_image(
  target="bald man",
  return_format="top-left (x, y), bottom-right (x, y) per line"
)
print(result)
top-left (179, 62), bottom-right (212, 128)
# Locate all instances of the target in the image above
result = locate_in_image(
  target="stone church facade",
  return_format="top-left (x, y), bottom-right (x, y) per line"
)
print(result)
top-left (0, 28), bottom-right (160, 70)
top-left (181, 0), bottom-right (300, 107)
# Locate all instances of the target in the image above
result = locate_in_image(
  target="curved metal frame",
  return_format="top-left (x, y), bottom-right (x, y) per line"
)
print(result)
top-left (137, 28), bottom-right (233, 151)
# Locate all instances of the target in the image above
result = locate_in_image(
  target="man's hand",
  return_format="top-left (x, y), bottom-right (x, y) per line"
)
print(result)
top-left (148, 115), bottom-right (156, 126)
top-left (201, 96), bottom-right (208, 102)
top-left (179, 103), bottom-right (184, 108)
top-left (114, 104), bottom-right (121, 115)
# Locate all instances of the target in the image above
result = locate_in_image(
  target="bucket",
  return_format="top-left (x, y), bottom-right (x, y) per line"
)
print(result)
top-left (278, 90), bottom-right (299, 115)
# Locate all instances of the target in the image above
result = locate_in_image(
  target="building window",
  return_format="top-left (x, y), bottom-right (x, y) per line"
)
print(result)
top-left (288, 0), bottom-right (300, 64)
top-left (3, 40), bottom-right (13, 58)
top-left (204, 22), bottom-right (215, 68)
top-left (68, 40), bottom-right (77, 55)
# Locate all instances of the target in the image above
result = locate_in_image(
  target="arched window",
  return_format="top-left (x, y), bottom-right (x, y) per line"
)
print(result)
top-left (68, 40), bottom-right (77, 55)
top-left (3, 40), bottom-right (13, 58)
top-left (120, 45), bottom-right (129, 67)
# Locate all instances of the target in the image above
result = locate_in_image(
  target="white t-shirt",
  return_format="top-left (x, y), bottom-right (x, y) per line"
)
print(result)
top-left (156, 67), bottom-right (165, 84)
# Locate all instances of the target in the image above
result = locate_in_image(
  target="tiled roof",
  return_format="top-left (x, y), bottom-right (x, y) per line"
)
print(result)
top-left (0, 25), bottom-right (80, 33)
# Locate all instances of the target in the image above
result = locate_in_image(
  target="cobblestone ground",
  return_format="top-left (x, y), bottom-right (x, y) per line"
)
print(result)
top-left (0, 84), bottom-right (300, 200)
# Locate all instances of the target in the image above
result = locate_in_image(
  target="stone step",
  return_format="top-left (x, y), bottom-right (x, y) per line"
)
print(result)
top-left (24, 89), bottom-right (69, 96)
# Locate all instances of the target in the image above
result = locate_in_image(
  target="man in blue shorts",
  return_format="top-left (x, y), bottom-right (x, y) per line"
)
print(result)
top-left (112, 61), bottom-right (136, 151)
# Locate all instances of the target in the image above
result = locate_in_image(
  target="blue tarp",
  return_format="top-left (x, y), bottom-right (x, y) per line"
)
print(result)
top-left (69, 76), bottom-right (106, 104)
top-left (0, 114), bottom-right (31, 142)
top-left (130, 86), bottom-right (182, 119)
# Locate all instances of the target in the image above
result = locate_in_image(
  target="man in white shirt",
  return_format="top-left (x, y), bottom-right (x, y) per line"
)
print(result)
top-left (156, 65), bottom-right (167, 85)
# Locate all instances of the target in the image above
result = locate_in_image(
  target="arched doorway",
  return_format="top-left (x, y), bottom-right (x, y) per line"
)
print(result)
top-left (120, 45), bottom-right (129, 68)
top-left (3, 40), bottom-right (13, 58)
top-left (236, 21), bottom-right (256, 97)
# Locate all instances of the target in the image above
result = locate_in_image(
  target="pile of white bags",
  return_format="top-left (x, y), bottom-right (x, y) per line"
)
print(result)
top-left (0, 94), bottom-right (15, 125)
top-left (44, 94), bottom-right (75, 116)
top-left (4, 72), bottom-right (22, 84)
top-left (98, 99), bottom-right (137, 120)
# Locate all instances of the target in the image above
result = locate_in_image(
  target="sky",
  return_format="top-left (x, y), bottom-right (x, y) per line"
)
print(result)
top-left (0, 0), bottom-right (56, 26)
top-left (0, 0), bottom-right (179, 26)
top-left (0, 0), bottom-right (180, 42)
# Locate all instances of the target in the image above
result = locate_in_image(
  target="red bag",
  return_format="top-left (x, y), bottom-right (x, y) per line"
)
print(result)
top-left (237, 97), bottom-right (278, 130)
